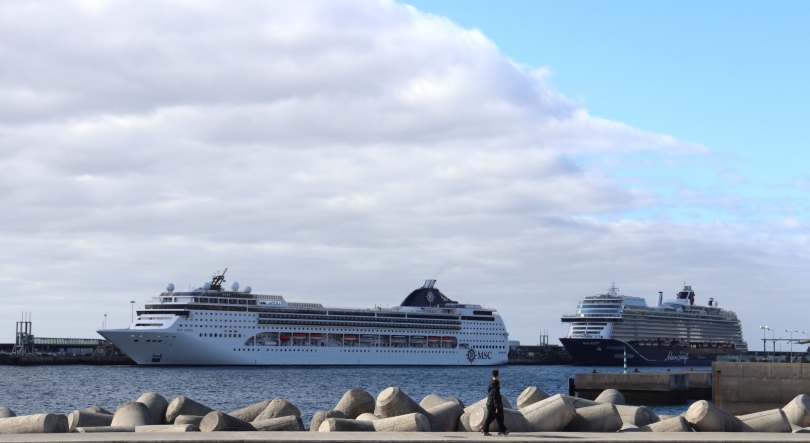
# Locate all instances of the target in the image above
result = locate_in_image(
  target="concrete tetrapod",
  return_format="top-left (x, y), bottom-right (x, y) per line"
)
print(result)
top-left (254, 398), bottom-right (301, 421)
top-left (420, 394), bottom-right (448, 410)
top-left (738, 409), bottom-right (792, 432)
top-left (0, 408), bottom-right (16, 418)
top-left (565, 403), bottom-right (623, 432)
top-left (135, 424), bottom-right (198, 433)
top-left (626, 416), bottom-right (693, 432)
top-left (74, 426), bottom-right (134, 433)
top-left (83, 406), bottom-right (112, 415)
top-left (0, 414), bottom-right (68, 434)
top-left (520, 394), bottom-right (576, 432)
top-left (374, 387), bottom-right (438, 430)
top-left (425, 401), bottom-right (463, 432)
top-left (136, 392), bottom-right (169, 425)
top-left (111, 402), bottom-right (153, 427)
top-left (469, 407), bottom-right (528, 433)
top-left (67, 410), bottom-right (113, 431)
top-left (318, 418), bottom-right (375, 432)
top-left (564, 396), bottom-right (600, 409)
top-left (227, 399), bottom-right (271, 422)
top-left (445, 397), bottom-right (465, 409)
top-left (594, 389), bottom-right (625, 405)
top-left (356, 413), bottom-right (379, 421)
top-left (783, 394), bottom-right (810, 427)
top-left (615, 405), bottom-right (658, 426)
top-left (685, 400), bottom-right (752, 432)
top-left (372, 412), bottom-right (431, 432)
top-left (457, 394), bottom-right (512, 431)
top-left (516, 386), bottom-right (549, 410)
top-left (199, 411), bottom-right (256, 432)
top-left (334, 389), bottom-right (375, 419)
top-left (165, 396), bottom-right (214, 424)
top-left (174, 415), bottom-right (204, 428)
top-left (310, 410), bottom-right (346, 431)
top-left (253, 416), bottom-right (305, 431)
top-left (465, 394), bottom-right (513, 412)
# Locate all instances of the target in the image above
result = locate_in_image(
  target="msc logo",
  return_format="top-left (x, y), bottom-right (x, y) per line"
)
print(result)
top-left (466, 348), bottom-right (493, 364)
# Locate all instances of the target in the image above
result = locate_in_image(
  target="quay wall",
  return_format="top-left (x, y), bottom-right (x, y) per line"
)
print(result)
top-left (713, 362), bottom-right (810, 415)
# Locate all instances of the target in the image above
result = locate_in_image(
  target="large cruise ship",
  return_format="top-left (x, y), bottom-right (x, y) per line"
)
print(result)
top-left (560, 284), bottom-right (747, 366)
top-left (98, 270), bottom-right (509, 366)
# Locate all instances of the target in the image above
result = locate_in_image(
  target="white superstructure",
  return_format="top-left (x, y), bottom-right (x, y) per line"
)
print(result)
top-left (98, 271), bottom-right (509, 366)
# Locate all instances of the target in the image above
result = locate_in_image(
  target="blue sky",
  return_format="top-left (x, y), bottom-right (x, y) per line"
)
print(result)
top-left (406, 1), bottom-right (810, 223)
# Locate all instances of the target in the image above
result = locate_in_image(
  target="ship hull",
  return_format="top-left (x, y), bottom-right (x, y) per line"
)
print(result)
top-left (560, 338), bottom-right (742, 367)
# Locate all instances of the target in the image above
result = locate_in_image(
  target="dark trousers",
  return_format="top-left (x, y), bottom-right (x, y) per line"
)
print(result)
top-left (483, 406), bottom-right (506, 433)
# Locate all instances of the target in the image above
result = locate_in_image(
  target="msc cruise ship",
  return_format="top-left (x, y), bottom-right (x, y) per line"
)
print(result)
top-left (560, 284), bottom-right (747, 366)
top-left (98, 270), bottom-right (510, 366)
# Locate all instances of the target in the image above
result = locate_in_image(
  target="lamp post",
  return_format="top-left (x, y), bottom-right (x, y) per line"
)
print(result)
top-left (787, 330), bottom-right (798, 362)
top-left (103, 313), bottom-right (107, 330)
top-left (759, 326), bottom-right (770, 360)
top-left (130, 301), bottom-right (136, 323)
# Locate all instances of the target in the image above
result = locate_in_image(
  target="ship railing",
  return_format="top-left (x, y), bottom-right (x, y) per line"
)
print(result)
top-left (562, 313), bottom-right (622, 318)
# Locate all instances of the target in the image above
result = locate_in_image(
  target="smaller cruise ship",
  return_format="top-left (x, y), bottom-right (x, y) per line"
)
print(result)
top-left (560, 284), bottom-right (747, 366)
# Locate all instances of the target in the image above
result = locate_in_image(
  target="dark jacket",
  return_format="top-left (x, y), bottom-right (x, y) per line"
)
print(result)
top-left (486, 379), bottom-right (503, 410)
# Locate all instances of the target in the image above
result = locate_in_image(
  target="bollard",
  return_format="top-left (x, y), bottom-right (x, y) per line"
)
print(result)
top-left (75, 426), bottom-right (134, 433)
top-left (374, 387), bottom-right (438, 430)
top-left (83, 406), bottom-right (112, 415)
top-left (228, 400), bottom-right (271, 422)
top-left (199, 411), bottom-right (256, 432)
top-left (685, 400), bottom-right (752, 432)
top-left (594, 389), bottom-right (625, 405)
top-left (373, 412), bottom-right (431, 432)
top-left (135, 424), bottom-right (198, 433)
top-left (136, 392), bottom-right (169, 425)
top-left (425, 401), bottom-right (463, 432)
top-left (67, 410), bottom-right (113, 431)
top-left (254, 398), bottom-right (301, 421)
top-left (356, 413), bottom-right (379, 421)
top-left (783, 394), bottom-right (810, 428)
top-left (615, 405), bottom-right (658, 426)
top-left (521, 394), bottom-right (576, 432)
top-left (0, 414), bottom-right (68, 434)
top-left (565, 403), bottom-right (623, 432)
top-left (165, 396), bottom-right (214, 424)
top-left (517, 386), bottom-right (549, 410)
top-left (0, 408), bottom-right (16, 418)
top-left (174, 415), bottom-right (204, 428)
top-left (111, 402), bottom-right (153, 427)
top-left (420, 394), bottom-right (448, 410)
top-left (469, 407), bottom-right (528, 433)
top-left (318, 418), bottom-right (375, 432)
top-left (334, 389), bottom-right (375, 419)
top-left (627, 416), bottom-right (693, 432)
top-left (254, 416), bottom-right (304, 431)
top-left (310, 410), bottom-right (346, 431)
top-left (738, 409), bottom-right (792, 432)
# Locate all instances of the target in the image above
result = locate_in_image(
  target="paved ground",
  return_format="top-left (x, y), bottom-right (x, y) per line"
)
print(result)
top-left (1, 432), bottom-right (809, 443)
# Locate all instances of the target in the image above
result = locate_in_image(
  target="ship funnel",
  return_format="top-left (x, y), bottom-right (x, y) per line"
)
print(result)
top-left (422, 279), bottom-right (436, 289)
top-left (657, 291), bottom-right (663, 307)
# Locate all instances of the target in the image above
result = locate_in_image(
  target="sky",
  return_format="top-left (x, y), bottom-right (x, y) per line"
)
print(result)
top-left (0, 0), bottom-right (807, 350)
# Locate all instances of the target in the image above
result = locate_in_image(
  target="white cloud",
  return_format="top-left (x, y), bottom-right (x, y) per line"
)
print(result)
top-left (0, 0), bottom-right (805, 349)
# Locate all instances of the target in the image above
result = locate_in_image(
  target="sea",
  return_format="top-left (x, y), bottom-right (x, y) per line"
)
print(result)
top-left (0, 365), bottom-right (707, 425)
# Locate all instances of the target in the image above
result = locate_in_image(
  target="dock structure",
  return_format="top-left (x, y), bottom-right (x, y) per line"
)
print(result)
top-left (572, 371), bottom-right (709, 405)
top-left (713, 362), bottom-right (810, 415)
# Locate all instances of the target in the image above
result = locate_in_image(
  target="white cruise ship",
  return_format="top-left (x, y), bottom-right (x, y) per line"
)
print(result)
top-left (98, 270), bottom-right (509, 366)
top-left (560, 284), bottom-right (747, 366)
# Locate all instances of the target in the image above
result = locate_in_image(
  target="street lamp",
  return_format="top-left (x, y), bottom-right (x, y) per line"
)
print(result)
top-left (787, 329), bottom-right (798, 362)
top-left (130, 301), bottom-right (136, 323)
top-left (759, 326), bottom-right (770, 360)
top-left (103, 313), bottom-right (107, 330)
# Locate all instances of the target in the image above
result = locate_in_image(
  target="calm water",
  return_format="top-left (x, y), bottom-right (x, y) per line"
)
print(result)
top-left (0, 365), bottom-right (705, 425)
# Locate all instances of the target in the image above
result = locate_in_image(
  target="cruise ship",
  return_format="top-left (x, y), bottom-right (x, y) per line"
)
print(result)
top-left (560, 284), bottom-right (747, 366)
top-left (98, 270), bottom-right (510, 365)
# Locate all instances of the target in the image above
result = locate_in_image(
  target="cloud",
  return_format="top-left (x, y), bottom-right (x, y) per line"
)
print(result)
top-left (0, 0), bottom-right (805, 348)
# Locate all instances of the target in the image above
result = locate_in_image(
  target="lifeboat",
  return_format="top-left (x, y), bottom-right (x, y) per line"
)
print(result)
top-left (344, 334), bottom-right (357, 341)
top-left (280, 334), bottom-right (290, 341)
top-left (442, 337), bottom-right (454, 342)
top-left (391, 336), bottom-right (406, 343)
top-left (292, 333), bottom-right (307, 339)
top-left (360, 335), bottom-right (377, 342)
top-left (428, 336), bottom-right (440, 342)
top-left (311, 333), bottom-right (324, 340)
top-left (410, 336), bottom-right (426, 342)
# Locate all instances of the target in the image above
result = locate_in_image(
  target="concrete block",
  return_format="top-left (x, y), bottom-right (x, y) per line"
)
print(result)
top-left (657, 414), bottom-right (677, 420)
top-left (83, 406), bottom-right (112, 415)
top-left (253, 416), bottom-right (304, 431)
top-left (74, 426), bottom-right (134, 433)
top-left (174, 415), bottom-right (203, 427)
top-left (516, 386), bottom-right (549, 410)
top-left (685, 400), bottom-right (752, 432)
top-left (0, 408), bottom-right (16, 418)
top-left (618, 422), bottom-right (638, 432)
top-left (565, 403), bottom-right (623, 432)
top-left (310, 410), bottom-right (346, 431)
top-left (67, 410), bottom-right (113, 431)
top-left (615, 405), bottom-right (658, 426)
top-left (631, 416), bottom-right (693, 432)
top-left (334, 389), bottom-right (375, 419)
top-left (444, 397), bottom-right (465, 409)
top-left (199, 411), bottom-right (256, 432)
top-left (0, 414), bottom-right (68, 434)
top-left (375, 387), bottom-right (437, 430)
top-left (373, 412), bottom-right (431, 432)
top-left (111, 402), bottom-right (153, 427)
top-left (564, 396), bottom-right (600, 409)
top-left (254, 398), bottom-right (301, 421)
top-left (738, 408), bottom-right (791, 432)
top-left (783, 394), bottom-right (810, 427)
top-left (713, 362), bottom-right (744, 377)
top-left (594, 389), bottom-right (625, 405)
top-left (165, 396), bottom-right (214, 424)
top-left (356, 413), bottom-right (379, 421)
top-left (457, 411), bottom-right (474, 432)
top-left (419, 394), bottom-right (448, 410)
top-left (469, 407), bottom-right (528, 433)
top-left (136, 392), bottom-right (168, 425)
top-left (227, 399), bottom-right (271, 422)
top-left (318, 418), bottom-right (375, 432)
top-left (794, 426), bottom-right (810, 433)
top-left (135, 424), bottom-right (198, 433)
top-left (425, 401), bottom-right (463, 432)
top-left (464, 394), bottom-right (512, 413)
top-left (521, 394), bottom-right (576, 432)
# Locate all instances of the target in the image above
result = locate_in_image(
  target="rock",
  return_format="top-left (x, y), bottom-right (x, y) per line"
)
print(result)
top-left (521, 394), bottom-right (576, 432)
top-left (738, 408), bottom-right (792, 432)
top-left (0, 414), bottom-right (68, 434)
top-left (334, 389), bottom-right (375, 419)
top-left (135, 424), bottom-right (198, 433)
top-left (783, 394), bottom-right (810, 428)
top-left (165, 396), bottom-right (214, 424)
top-left (517, 386), bottom-right (549, 410)
top-left (565, 403), bottom-right (623, 432)
top-left (254, 398), bottom-right (300, 421)
top-left (425, 401), bottom-right (463, 432)
top-left (67, 410), bottom-right (113, 431)
top-left (318, 418), bottom-right (375, 432)
top-left (136, 392), bottom-right (169, 425)
top-left (372, 412), bottom-right (431, 432)
top-left (199, 411), bottom-right (256, 432)
top-left (228, 400), bottom-right (271, 422)
top-left (469, 407), bottom-right (528, 433)
top-left (594, 389), bottom-right (625, 405)
top-left (685, 400), bottom-right (751, 432)
top-left (111, 402), bottom-right (153, 427)
top-left (253, 416), bottom-right (305, 431)
top-left (310, 410), bottom-right (346, 431)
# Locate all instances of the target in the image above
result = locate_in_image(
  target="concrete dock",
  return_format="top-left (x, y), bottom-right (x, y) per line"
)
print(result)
top-left (1, 432), bottom-right (810, 443)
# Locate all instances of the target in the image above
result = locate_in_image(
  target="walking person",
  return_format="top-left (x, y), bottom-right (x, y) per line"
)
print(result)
top-left (479, 369), bottom-right (509, 436)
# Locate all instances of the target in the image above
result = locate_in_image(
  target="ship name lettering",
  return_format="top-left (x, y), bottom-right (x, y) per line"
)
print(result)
top-left (665, 351), bottom-right (689, 363)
